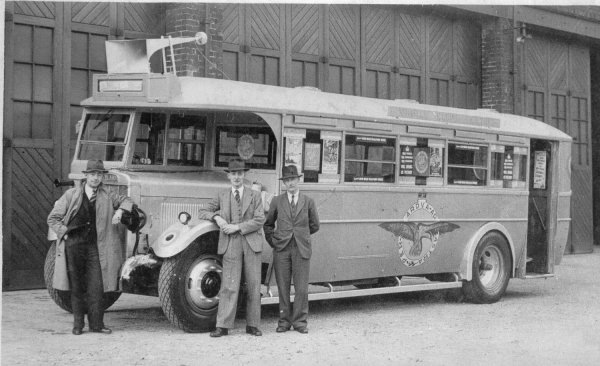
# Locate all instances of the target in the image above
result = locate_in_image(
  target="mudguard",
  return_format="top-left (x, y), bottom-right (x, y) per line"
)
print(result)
top-left (459, 222), bottom-right (516, 281)
top-left (151, 218), bottom-right (219, 258)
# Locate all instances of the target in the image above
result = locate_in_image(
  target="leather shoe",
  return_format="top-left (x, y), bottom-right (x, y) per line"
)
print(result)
top-left (90, 327), bottom-right (112, 334)
top-left (72, 328), bottom-right (83, 335)
top-left (294, 326), bottom-right (308, 334)
top-left (246, 326), bottom-right (262, 336)
top-left (276, 326), bottom-right (290, 333)
top-left (210, 327), bottom-right (228, 337)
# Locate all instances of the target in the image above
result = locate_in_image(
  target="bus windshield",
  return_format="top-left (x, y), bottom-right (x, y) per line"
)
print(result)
top-left (78, 110), bottom-right (130, 162)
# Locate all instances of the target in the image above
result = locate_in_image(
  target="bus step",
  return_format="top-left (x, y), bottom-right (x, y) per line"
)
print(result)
top-left (524, 273), bottom-right (555, 280)
top-left (260, 281), bottom-right (463, 305)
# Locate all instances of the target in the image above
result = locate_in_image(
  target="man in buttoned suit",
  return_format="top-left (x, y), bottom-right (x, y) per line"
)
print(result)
top-left (199, 159), bottom-right (265, 337)
top-left (264, 165), bottom-right (320, 334)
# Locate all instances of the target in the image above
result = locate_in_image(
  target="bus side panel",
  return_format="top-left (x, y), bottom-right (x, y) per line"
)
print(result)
top-left (305, 188), bottom-right (528, 283)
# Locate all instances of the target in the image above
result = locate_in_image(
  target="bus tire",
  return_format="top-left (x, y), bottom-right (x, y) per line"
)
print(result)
top-left (462, 232), bottom-right (511, 304)
top-left (158, 237), bottom-right (221, 333)
top-left (44, 241), bottom-right (121, 313)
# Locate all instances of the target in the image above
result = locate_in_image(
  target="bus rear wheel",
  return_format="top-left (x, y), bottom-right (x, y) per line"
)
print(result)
top-left (158, 238), bottom-right (221, 333)
top-left (462, 232), bottom-right (511, 304)
top-left (44, 241), bottom-right (121, 313)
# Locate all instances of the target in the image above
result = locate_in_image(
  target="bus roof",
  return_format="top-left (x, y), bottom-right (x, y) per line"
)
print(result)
top-left (82, 75), bottom-right (572, 142)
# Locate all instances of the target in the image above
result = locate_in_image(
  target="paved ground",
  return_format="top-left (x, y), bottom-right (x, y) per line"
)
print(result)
top-left (2, 248), bottom-right (600, 366)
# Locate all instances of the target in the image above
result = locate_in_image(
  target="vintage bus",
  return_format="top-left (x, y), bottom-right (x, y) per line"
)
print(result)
top-left (45, 35), bottom-right (572, 333)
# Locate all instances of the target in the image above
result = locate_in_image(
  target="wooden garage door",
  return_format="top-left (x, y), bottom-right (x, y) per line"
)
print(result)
top-left (3, 2), bottom-right (165, 290)
top-left (362, 6), bottom-right (480, 107)
top-left (4, 2), bottom-right (63, 290)
top-left (524, 36), bottom-right (593, 254)
top-left (222, 3), bottom-right (285, 85)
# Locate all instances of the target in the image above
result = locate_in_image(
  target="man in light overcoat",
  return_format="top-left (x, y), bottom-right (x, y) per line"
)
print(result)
top-left (48, 160), bottom-right (133, 335)
top-left (264, 165), bottom-right (320, 334)
top-left (199, 159), bottom-right (265, 337)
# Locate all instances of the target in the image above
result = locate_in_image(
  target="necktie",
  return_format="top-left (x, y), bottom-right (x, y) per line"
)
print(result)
top-left (291, 195), bottom-right (296, 215)
top-left (235, 190), bottom-right (240, 203)
top-left (90, 189), bottom-right (97, 204)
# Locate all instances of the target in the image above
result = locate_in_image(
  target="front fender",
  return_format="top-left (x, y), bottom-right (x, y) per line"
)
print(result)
top-left (151, 219), bottom-right (219, 258)
top-left (459, 222), bottom-right (516, 281)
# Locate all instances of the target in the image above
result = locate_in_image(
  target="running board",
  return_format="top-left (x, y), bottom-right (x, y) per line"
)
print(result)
top-left (524, 273), bottom-right (555, 280)
top-left (261, 280), bottom-right (462, 305)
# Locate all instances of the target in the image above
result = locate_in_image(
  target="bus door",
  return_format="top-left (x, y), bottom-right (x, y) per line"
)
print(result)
top-left (527, 139), bottom-right (553, 274)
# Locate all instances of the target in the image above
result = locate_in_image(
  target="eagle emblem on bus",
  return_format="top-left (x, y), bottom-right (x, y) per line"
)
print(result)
top-left (379, 193), bottom-right (459, 267)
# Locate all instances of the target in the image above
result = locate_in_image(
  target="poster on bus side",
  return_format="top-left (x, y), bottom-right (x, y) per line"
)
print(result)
top-left (322, 140), bottom-right (339, 174)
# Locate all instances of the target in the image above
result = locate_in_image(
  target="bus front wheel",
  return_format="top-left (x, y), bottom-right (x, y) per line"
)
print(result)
top-left (158, 236), bottom-right (221, 333)
top-left (462, 232), bottom-right (511, 304)
top-left (44, 241), bottom-right (121, 313)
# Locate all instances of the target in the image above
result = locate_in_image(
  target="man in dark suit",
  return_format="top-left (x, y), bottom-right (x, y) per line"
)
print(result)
top-left (264, 165), bottom-right (320, 334)
top-left (199, 159), bottom-right (265, 337)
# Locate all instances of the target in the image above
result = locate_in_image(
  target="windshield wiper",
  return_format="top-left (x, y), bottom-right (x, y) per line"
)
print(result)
top-left (93, 109), bottom-right (115, 130)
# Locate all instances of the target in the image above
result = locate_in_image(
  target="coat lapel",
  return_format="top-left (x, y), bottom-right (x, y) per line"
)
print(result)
top-left (241, 187), bottom-right (252, 216)
top-left (295, 194), bottom-right (305, 217)
top-left (281, 193), bottom-right (292, 219)
top-left (221, 190), bottom-right (231, 222)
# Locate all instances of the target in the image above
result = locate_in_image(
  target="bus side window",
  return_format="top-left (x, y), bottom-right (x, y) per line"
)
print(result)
top-left (215, 122), bottom-right (277, 170)
top-left (399, 137), bottom-right (445, 186)
top-left (283, 129), bottom-right (341, 183)
top-left (490, 145), bottom-right (527, 188)
top-left (447, 143), bottom-right (488, 186)
top-left (344, 135), bottom-right (395, 183)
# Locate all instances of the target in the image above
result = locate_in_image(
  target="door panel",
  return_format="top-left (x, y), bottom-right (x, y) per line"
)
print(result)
top-left (290, 4), bottom-right (322, 88)
top-left (524, 36), bottom-right (593, 253)
top-left (3, 1), bottom-right (165, 290)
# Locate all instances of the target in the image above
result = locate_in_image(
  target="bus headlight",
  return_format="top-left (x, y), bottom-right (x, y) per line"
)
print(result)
top-left (179, 212), bottom-right (191, 225)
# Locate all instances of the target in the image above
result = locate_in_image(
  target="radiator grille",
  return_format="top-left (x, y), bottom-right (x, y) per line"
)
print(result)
top-left (160, 202), bottom-right (206, 233)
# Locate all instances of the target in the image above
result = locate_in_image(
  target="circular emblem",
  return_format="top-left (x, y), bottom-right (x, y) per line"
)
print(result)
top-left (237, 134), bottom-right (255, 160)
top-left (414, 150), bottom-right (429, 174)
top-left (398, 198), bottom-right (439, 267)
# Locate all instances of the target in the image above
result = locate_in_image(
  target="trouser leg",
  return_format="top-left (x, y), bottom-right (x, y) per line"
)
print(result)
top-left (291, 242), bottom-right (310, 329)
top-left (242, 241), bottom-right (261, 328)
top-left (66, 240), bottom-right (86, 329)
top-left (216, 236), bottom-right (243, 329)
top-left (86, 243), bottom-right (104, 330)
top-left (273, 244), bottom-right (293, 328)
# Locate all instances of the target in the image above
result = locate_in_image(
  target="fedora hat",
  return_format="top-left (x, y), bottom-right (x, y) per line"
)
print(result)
top-left (279, 165), bottom-right (303, 180)
top-left (83, 160), bottom-right (108, 173)
top-left (224, 158), bottom-right (250, 172)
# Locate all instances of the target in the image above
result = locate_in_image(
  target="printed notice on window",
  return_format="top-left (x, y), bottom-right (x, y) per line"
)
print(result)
top-left (304, 143), bottom-right (321, 171)
top-left (321, 140), bottom-right (339, 174)
top-left (533, 151), bottom-right (547, 189)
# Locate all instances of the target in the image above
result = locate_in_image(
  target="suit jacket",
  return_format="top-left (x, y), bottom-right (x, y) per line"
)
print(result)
top-left (264, 192), bottom-right (320, 259)
top-left (198, 186), bottom-right (265, 255)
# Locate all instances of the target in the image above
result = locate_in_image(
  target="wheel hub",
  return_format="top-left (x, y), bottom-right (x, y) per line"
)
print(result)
top-left (478, 247), bottom-right (502, 288)
top-left (185, 257), bottom-right (222, 311)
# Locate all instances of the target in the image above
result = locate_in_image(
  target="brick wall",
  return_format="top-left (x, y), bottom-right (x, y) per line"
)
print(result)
top-left (480, 18), bottom-right (516, 114)
top-left (165, 3), bottom-right (223, 78)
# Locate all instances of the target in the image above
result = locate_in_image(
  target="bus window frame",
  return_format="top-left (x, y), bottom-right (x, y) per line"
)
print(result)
top-left (129, 111), bottom-right (209, 169)
top-left (446, 141), bottom-right (490, 187)
top-left (342, 132), bottom-right (397, 184)
top-left (76, 108), bottom-right (136, 164)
